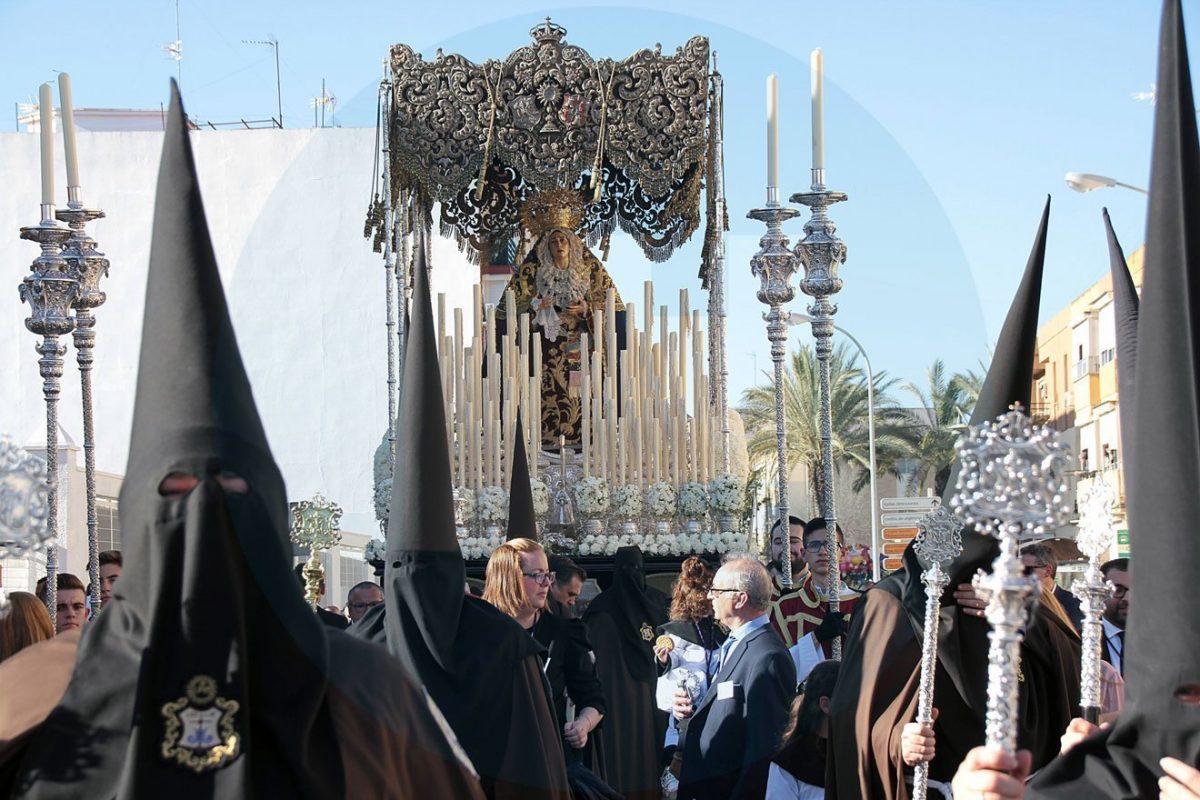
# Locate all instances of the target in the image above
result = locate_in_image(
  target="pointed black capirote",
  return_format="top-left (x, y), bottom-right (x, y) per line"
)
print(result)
top-left (1103, 208), bottom-right (1140, 456)
top-left (506, 410), bottom-right (536, 541)
top-left (13, 81), bottom-right (338, 798)
top-left (1030, 2), bottom-right (1200, 796)
top-left (383, 224), bottom-right (464, 673)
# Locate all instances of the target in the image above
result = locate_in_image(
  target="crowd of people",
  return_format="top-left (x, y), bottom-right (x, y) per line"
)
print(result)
top-left (3, 0), bottom-right (1200, 795)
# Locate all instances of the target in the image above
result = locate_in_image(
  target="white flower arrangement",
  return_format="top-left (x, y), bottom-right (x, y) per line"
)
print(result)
top-left (646, 482), bottom-right (677, 519)
top-left (611, 484), bottom-right (644, 518)
top-left (455, 487), bottom-right (477, 527)
top-left (373, 477), bottom-right (392, 525)
top-left (477, 486), bottom-right (509, 525)
top-left (577, 533), bottom-right (621, 557)
top-left (531, 480), bottom-right (551, 516)
top-left (708, 474), bottom-right (745, 515)
top-left (678, 482), bottom-right (709, 518)
top-left (642, 533), bottom-right (675, 557)
top-left (363, 538), bottom-right (387, 563)
top-left (574, 476), bottom-right (610, 516)
top-left (458, 529), bottom-right (504, 560)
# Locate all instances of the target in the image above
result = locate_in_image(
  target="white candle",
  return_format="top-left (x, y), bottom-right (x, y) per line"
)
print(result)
top-left (766, 73), bottom-right (779, 192)
top-left (57, 73), bottom-right (80, 192)
top-left (38, 83), bottom-right (54, 209)
top-left (811, 49), bottom-right (825, 172)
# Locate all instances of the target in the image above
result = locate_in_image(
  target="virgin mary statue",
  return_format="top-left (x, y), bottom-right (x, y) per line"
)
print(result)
top-left (496, 188), bottom-right (625, 448)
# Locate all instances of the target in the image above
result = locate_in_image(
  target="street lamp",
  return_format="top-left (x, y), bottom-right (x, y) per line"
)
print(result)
top-left (789, 312), bottom-right (881, 581)
top-left (1064, 172), bottom-right (1148, 195)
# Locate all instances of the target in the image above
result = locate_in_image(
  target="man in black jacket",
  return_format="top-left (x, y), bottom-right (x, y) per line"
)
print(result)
top-left (672, 557), bottom-right (796, 800)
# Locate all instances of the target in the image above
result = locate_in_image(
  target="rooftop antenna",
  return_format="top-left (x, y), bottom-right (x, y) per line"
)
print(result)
top-left (243, 37), bottom-right (282, 128)
top-left (161, 0), bottom-right (183, 87)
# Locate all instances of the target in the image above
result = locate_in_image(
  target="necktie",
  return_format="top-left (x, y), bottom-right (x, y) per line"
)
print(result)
top-left (716, 636), bottom-right (735, 674)
top-left (1117, 629), bottom-right (1125, 676)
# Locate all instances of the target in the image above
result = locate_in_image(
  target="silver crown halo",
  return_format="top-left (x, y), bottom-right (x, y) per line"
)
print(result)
top-left (0, 435), bottom-right (52, 559)
top-left (914, 505), bottom-right (965, 568)
top-left (1075, 474), bottom-right (1116, 561)
top-left (950, 405), bottom-right (1073, 541)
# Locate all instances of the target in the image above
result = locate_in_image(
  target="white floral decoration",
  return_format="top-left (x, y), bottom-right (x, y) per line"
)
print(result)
top-left (457, 529), bottom-right (505, 560)
top-left (477, 486), bottom-right (509, 524)
top-left (531, 480), bottom-right (551, 516)
top-left (646, 482), bottom-right (677, 519)
top-left (373, 477), bottom-right (392, 525)
top-left (574, 476), bottom-right (610, 516)
top-left (678, 482), bottom-right (709, 518)
top-left (363, 538), bottom-right (387, 563)
top-left (708, 474), bottom-right (745, 514)
top-left (456, 487), bottom-right (477, 527)
top-left (611, 484), bottom-right (644, 517)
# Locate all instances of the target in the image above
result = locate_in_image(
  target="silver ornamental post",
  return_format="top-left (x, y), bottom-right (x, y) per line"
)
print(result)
top-left (1072, 474), bottom-right (1116, 724)
top-left (747, 202), bottom-right (800, 589)
top-left (57, 192), bottom-right (109, 614)
top-left (794, 175), bottom-right (848, 658)
top-left (911, 505), bottom-right (965, 800)
top-left (288, 494), bottom-right (344, 610)
top-left (951, 405), bottom-right (1072, 754)
top-left (19, 212), bottom-right (78, 626)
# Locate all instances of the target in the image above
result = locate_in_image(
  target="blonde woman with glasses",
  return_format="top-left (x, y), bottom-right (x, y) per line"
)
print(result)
top-left (484, 538), bottom-right (608, 779)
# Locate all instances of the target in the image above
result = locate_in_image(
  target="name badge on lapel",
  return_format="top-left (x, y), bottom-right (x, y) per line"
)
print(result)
top-left (717, 681), bottom-right (737, 700)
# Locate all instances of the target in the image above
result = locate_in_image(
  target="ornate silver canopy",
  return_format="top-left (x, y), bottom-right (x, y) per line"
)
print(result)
top-left (379, 19), bottom-right (712, 263)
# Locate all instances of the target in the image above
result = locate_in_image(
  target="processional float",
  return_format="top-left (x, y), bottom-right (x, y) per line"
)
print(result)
top-left (365, 20), bottom-right (753, 561)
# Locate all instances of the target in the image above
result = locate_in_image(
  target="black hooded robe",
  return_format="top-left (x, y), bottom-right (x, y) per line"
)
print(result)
top-left (583, 546), bottom-right (670, 800)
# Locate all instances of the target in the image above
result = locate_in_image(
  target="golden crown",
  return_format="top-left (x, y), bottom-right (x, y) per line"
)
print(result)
top-left (519, 187), bottom-right (585, 237)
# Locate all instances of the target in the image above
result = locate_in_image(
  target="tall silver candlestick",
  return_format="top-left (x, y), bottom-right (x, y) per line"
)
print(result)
top-left (57, 194), bottom-right (109, 614)
top-left (951, 405), bottom-right (1072, 754)
top-left (1072, 474), bottom-right (1116, 724)
top-left (748, 202), bottom-right (800, 588)
top-left (380, 66), bottom-right (398, 479)
top-left (793, 180), bottom-right (848, 657)
top-left (911, 505), bottom-right (964, 800)
top-left (19, 213), bottom-right (78, 625)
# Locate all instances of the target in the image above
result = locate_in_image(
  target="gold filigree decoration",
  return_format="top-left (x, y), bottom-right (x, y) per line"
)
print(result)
top-left (161, 675), bottom-right (241, 774)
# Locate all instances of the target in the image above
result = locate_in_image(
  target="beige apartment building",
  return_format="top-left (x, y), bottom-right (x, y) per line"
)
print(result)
top-left (1032, 246), bottom-right (1143, 560)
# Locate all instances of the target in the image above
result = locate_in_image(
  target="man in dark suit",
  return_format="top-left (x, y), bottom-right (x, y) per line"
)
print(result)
top-left (1021, 543), bottom-right (1084, 633)
top-left (672, 557), bottom-right (796, 800)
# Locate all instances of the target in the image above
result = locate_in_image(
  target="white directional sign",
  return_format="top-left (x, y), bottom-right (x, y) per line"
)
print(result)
top-left (879, 496), bottom-right (941, 512)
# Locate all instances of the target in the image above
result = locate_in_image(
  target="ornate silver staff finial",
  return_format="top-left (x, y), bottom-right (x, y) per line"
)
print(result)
top-left (289, 493), bottom-right (344, 609)
top-left (911, 504), bottom-right (964, 800)
top-left (950, 404), bottom-right (1072, 755)
top-left (1072, 473), bottom-right (1116, 722)
top-left (0, 435), bottom-right (53, 619)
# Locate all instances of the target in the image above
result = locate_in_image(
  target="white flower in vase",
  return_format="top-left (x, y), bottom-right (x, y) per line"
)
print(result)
top-left (708, 474), bottom-right (745, 514)
top-left (574, 477), bottom-right (610, 517)
top-left (678, 482), bottom-right (709, 519)
top-left (646, 482), bottom-right (677, 519)
top-left (477, 486), bottom-right (509, 525)
top-left (611, 484), bottom-right (643, 518)
top-left (530, 480), bottom-right (551, 517)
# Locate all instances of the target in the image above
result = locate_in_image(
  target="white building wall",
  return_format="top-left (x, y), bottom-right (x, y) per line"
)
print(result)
top-left (1, 128), bottom-right (478, 539)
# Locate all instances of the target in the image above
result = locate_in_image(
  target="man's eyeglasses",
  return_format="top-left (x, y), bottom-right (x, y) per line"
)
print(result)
top-left (803, 541), bottom-right (828, 552)
top-left (523, 570), bottom-right (557, 586)
top-left (348, 600), bottom-right (383, 611)
top-left (707, 587), bottom-right (743, 597)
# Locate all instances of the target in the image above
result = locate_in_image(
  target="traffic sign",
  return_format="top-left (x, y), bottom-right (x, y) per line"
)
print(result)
top-left (880, 497), bottom-right (941, 512)
top-left (880, 512), bottom-right (931, 527)
top-left (882, 557), bottom-right (904, 571)
top-left (882, 526), bottom-right (919, 541)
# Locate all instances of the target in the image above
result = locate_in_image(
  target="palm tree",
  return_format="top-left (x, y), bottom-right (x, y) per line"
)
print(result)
top-left (739, 343), bottom-right (911, 516)
top-left (901, 359), bottom-right (972, 497)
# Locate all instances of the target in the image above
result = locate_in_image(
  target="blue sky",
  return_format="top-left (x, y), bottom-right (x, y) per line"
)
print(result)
top-left (1, 0), bottom-right (1179, 401)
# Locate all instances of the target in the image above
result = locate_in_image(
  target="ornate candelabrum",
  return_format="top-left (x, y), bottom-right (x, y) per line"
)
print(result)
top-left (793, 176), bottom-right (848, 658)
top-left (0, 435), bottom-right (53, 617)
top-left (747, 202), bottom-right (800, 589)
top-left (19, 211), bottom-right (78, 625)
top-left (1073, 474), bottom-right (1117, 724)
top-left (57, 192), bottom-right (109, 613)
top-left (288, 493), bottom-right (344, 610)
top-left (951, 406), bottom-right (1072, 755)
top-left (911, 505), bottom-right (965, 800)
